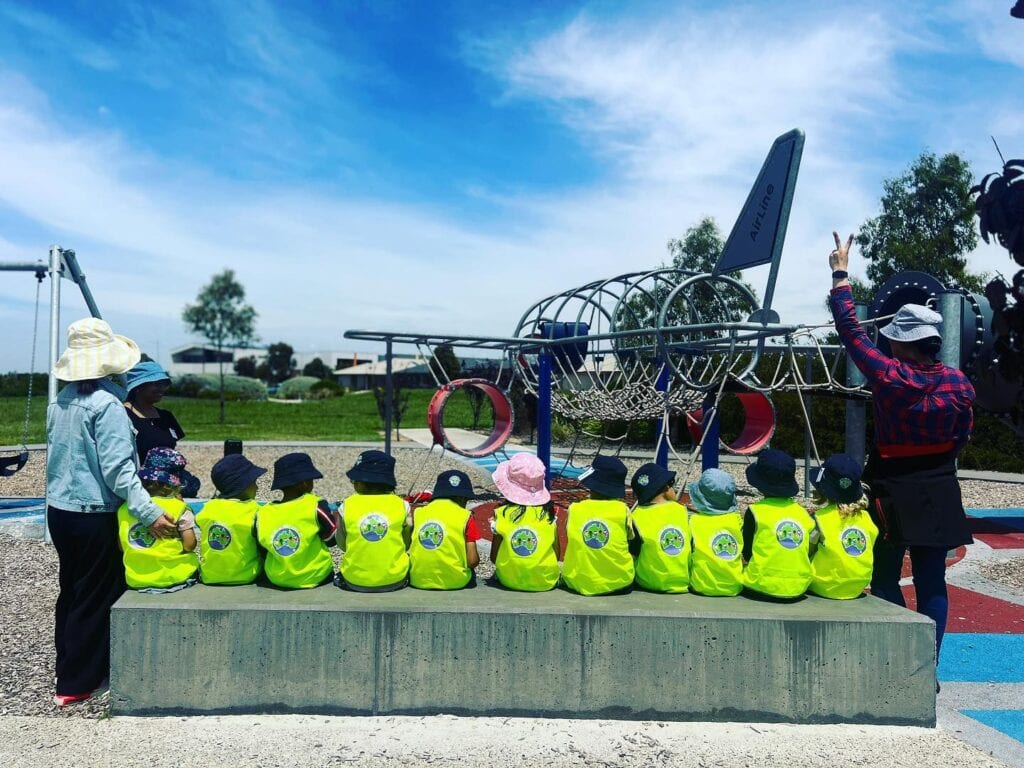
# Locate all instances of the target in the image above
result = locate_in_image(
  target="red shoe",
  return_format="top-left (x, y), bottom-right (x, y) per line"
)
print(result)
top-left (54, 692), bottom-right (92, 707)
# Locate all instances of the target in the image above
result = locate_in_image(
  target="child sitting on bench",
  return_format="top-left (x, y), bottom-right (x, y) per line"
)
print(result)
top-left (196, 454), bottom-right (266, 585)
top-left (407, 470), bottom-right (481, 590)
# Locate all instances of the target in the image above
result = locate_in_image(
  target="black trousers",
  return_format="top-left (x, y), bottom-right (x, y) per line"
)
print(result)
top-left (49, 507), bottom-right (125, 695)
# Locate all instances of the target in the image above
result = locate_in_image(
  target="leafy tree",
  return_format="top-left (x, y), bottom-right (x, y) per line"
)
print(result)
top-left (182, 270), bottom-right (258, 423)
top-left (857, 151), bottom-right (986, 293)
top-left (429, 344), bottom-right (461, 382)
top-left (302, 356), bottom-right (332, 380)
top-left (234, 355), bottom-right (259, 378)
top-left (266, 342), bottom-right (295, 384)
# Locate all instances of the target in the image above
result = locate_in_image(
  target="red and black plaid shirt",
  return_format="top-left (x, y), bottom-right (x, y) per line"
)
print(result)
top-left (830, 285), bottom-right (975, 452)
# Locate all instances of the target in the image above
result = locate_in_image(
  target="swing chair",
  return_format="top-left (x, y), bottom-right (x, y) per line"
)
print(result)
top-left (1, 272), bottom-right (44, 477)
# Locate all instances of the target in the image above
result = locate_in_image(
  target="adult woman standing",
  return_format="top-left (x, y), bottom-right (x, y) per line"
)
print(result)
top-left (47, 318), bottom-right (175, 705)
top-left (123, 361), bottom-right (199, 496)
top-left (828, 232), bottom-right (975, 668)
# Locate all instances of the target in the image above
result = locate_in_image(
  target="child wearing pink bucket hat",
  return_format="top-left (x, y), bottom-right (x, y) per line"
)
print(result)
top-left (489, 453), bottom-right (560, 592)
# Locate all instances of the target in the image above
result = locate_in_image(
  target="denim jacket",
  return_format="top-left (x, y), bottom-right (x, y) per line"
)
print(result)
top-left (47, 379), bottom-right (162, 526)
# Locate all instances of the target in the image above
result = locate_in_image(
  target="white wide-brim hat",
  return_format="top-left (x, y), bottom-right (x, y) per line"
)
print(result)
top-left (879, 303), bottom-right (943, 343)
top-left (53, 317), bottom-right (141, 382)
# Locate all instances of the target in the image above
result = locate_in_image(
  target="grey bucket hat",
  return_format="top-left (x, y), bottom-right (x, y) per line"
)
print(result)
top-left (879, 304), bottom-right (943, 343)
top-left (687, 468), bottom-right (739, 515)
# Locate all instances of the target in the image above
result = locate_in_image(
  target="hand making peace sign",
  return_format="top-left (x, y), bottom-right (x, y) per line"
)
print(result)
top-left (830, 231), bottom-right (854, 272)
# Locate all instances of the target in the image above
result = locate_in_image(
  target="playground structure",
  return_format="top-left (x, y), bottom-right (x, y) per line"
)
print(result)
top-left (347, 129), bottom-right (1021, 499)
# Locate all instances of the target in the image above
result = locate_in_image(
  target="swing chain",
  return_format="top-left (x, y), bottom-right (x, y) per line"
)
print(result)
top-left (20, 275), bottom-right (43, 450)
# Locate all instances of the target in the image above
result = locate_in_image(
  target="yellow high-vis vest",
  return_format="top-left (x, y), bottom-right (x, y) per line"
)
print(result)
top-left (340, 493), bottom-right (410, 589)
top-left (742, 498), bottom-right (814, 598)
top-left (561, 498), bottom-right (634, 596)
top-left (118, 496), bottom-right (197, 589)
top-left (633, 501), bottom-right (691, 593)
top-left (809, 504), bottom-right (878, 599)
top-left (256, 494), bottom-right (333, 589)
top-left (493, 504), bottom-right (559, 592)
top-left (195, 497), bottom-right (262, 585)
top-left (689, 512), bottom-right (744, 596)
top-left (409, 498), bottom-right (472, 590)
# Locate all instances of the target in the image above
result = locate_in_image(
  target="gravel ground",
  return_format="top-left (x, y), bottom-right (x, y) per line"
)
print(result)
top-left (978, 557), bottom-right (1024, 593)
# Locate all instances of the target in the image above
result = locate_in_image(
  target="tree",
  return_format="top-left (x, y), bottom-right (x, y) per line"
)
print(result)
top-left (266, 342), bottom-right (295, 384)
top-left (429, 344), bottom-right (461, 382)
top-left (857, 151), bottom-right (986, 293)
top-left (182, 270), bottom-right (257, 423)
top-left (234, 355), bottom-right (258, 378)
top-left (302, 357), bottom-right (332, 380)
top-left (373, 383), bottom-right (411, 440)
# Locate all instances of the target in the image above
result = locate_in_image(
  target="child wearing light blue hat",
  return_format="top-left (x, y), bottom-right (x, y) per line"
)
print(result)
top-left (686, 468), bottom-right (744, 596)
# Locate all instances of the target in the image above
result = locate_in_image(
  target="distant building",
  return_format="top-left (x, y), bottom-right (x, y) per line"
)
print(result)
top-left (334, 357), bottom-right (427, 391)
top-left (168, 345), bottom-right (376, 377)
top-left (335, 355), bottom-right (504, 390)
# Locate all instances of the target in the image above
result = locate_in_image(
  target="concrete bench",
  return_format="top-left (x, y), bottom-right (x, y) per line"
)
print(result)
top-left (110, 583), bottom-right (935, 724)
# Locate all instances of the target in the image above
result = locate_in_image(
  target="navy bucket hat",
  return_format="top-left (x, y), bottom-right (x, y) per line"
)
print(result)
top-left (579, 455), bottom-right (628, 499)
top-left (630, 462), bottom-right (676, 505)
top-left (811, 453), bottom-right (864, 505)
top-left (431, 470), bottom-right (480, 500)
top-left (271, 452), bottom-right (324, 491)
top-left (745, 448), bottom-right (799, 498)
top-left (346, 449), bottom-right (397, 488)
top-left (211, 454), bottom-right (266, 498)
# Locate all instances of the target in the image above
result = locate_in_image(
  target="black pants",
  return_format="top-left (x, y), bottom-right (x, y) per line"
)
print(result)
top-left (49, 507), bottom-right (125, 695)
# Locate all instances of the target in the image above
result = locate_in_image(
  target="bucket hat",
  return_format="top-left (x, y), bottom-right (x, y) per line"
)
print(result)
top-left (687, 468), bottom-right (739, 515)
top-left (271, 452), bottom-right (324, 490)
top-left (138, 447), bottom-right (187, 488)
top-left (492, 453), bottom-right (550, 506)
top-left (579, 455), bottom-right (628, 499)
top-left (431, 470), bottom-right (480, 500)
top-left (346, 449), bottom-right (397, 488)
top-left (745, 448), bottom-right (799, 498)
top-left (212, 454), bottom-right (267, 498)
top-left (811, 453), bottom-right (864, 505)
top-left (125, 361), bottom-right (171, 395)
top-left (631, 462), bottom-right (676, 505)
top-left (878, 304), bottom-right (943, 343)
top-left (53, 317), bottom-right (141, 382)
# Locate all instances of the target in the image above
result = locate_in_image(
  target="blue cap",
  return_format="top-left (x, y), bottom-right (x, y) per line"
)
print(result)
top-left (745, 448), bottom-right (799, 498)
top-left (125, 361), bottom-right (171, 394)
top-left (211, 454), bottom-right (266, 498)
top-left (631, 463), bottom-right (676, 505)
top-left (579, 455), bottom-right (628, 499)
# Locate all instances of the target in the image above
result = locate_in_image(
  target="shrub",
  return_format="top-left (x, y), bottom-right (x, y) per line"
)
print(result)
top-left (307, 379), bottom-right (345, 400)
top-left (0, 373), bottom-right (48, 397)
top-left (169, 374), bottom-right (266, 401)
top-left (277, 376), bottom-right (321, 400)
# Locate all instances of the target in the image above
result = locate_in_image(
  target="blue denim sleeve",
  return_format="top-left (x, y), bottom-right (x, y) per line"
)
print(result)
top-left (94, 400), bottom-right (162, 526)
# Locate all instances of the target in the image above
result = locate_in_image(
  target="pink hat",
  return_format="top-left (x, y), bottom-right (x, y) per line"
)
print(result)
top-left (492, 453), bottom-right (550, 506)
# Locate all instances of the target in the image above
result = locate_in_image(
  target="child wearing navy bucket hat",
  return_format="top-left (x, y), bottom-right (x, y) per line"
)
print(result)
top-left (808, 454), bottom-right (878, 600)
top-left (686, 468), bottom-right (744, 596)
top-left (629, 463), bottom-right (691, 594)
top-left (195, 454), bottom-right (267, 585)
top-left (561, 455), bottom-right (635, 596)
top-left (338, 450), bottom-right (411, 592)
top-left (256, 453), bottom-right (336, 589)
top-left (741, 449), bottom-right (816, 599)
top-left (407, 470), bottom-right (482, 590)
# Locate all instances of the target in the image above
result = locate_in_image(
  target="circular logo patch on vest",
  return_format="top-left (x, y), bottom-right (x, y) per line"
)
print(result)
top-left (710, 531), bottom-right (739, 561)
top-left (359, 513), bottom-right (389, 542)
top-left (775, 519), bottom-right (804, 550)
top-left (840, 526), bottom-right (868, 556)
top-left (207, 523), bottom-right (232, 551)
top-left (659, 526), bottom-right (685, 556)
top-left (418, 521), bottom-right (444, 550)
top-left (510, 526), bottom-right (538, 557)
top-left (272, 527), bottom-right (300, 556)
top-left (582, 519), bottom-right (610, 550)
top-left (128, 522), bottom-right (156, 549)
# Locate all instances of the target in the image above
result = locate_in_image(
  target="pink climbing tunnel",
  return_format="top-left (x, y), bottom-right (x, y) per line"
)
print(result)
top-left (427, 378), bottom-right (515, 458)
top-left (686, 392), bottom-right (776, 455)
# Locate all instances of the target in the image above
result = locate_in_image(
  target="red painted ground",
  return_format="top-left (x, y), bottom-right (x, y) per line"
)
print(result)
top-left (969, 517), bottom-right (1024, 549)
top-left (900, 584), bottom-right (1024, 634)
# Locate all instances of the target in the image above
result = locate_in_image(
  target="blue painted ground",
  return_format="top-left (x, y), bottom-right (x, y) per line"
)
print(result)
top-left (939, 634), bottom-right (1024, 683)
top-left (961, 710), bottom-right (1024, 744)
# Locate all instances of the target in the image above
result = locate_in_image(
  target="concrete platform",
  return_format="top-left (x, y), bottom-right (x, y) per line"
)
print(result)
top-left (110, 583), bottom-right (936, 725)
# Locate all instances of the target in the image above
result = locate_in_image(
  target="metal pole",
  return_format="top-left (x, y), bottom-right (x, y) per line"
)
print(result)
top-left (654, 360), bottom-right (670, 469)
top-left (61, 249), bottom-right (102, 319)
top-left (384, 341), bottom-right (393, 456)
top-left (537, 352), bottom-right (553, 487)
top-left (47, 246), bottom-right (63, 403)
top-left (938, 291), bottom-right (964, 370)
top-left (803, 351), bottom-right (813, 498)
top-left (700, 394), bottom-right (720, 471)
top-left (844, 302), bottom-right (868, 465)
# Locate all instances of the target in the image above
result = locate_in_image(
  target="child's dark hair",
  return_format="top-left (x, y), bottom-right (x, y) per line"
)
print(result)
top-left (354, 481), bottom-right (396, 495)
top-left (505, 501), bottom-right (556, 524)
top-left (76, 379), bottom-right (100, 395)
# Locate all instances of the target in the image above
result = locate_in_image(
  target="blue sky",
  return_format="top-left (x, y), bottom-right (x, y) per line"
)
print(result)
top-left (0, 0), bottom-right (1022, 370)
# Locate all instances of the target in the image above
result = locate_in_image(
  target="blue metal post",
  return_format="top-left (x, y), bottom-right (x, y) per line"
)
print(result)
top-left (700, 394), bottom-right (720, 471)
top-left (537, 351), bottom-right (553, 487)
top-left (654, 361), bottom-right (670, 469)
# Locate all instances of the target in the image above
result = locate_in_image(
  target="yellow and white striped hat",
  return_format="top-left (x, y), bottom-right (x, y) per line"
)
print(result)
top-left (52, 318), bottom-right (141, 382)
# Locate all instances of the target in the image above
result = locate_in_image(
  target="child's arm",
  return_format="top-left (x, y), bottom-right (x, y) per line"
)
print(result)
top-left (490, 523), bottom-right (502, 564)
top-left (177, 510), bottom-right (197, 553)
top-left (336, 503), bottom-right (347, 550)
top-left (808, 514), bottom-right (822, 557)
top-left (464, 516), bottom-right (481, 569)
top-left (316, 498), bottom-right (337, 546)
top-left (628, 519), bottom-right (642, 557)
top-left (742, 507), bottom-right (755, 563)
top-left (401, 500), bottom-right (412, 549)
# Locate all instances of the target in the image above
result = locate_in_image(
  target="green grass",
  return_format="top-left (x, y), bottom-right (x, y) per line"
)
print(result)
top-left (0, 387), bottom-right (497, 444)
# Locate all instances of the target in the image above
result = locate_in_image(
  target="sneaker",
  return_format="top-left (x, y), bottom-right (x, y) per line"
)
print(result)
top-left (54, 692), bottom-right (92, 707)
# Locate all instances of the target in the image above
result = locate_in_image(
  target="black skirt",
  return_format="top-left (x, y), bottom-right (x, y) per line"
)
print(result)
top-left (864, 450), bottom-right (973, 549)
